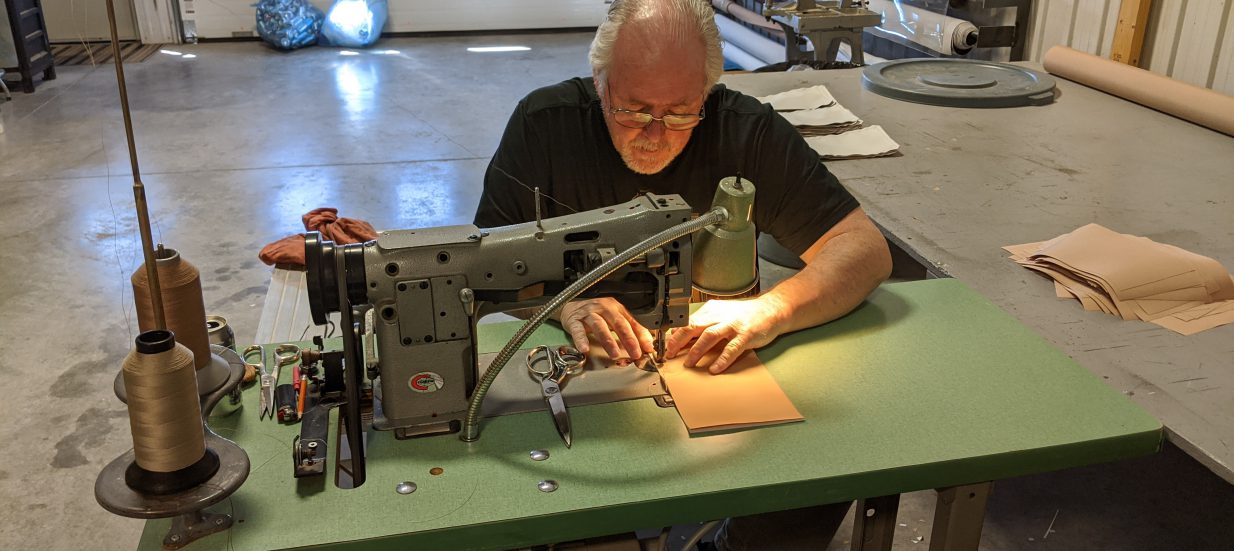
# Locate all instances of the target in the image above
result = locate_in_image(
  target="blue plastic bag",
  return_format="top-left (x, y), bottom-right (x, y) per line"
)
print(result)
top-left (255, 0), bottom-right (324, 50)
top-left (320, 0), bottom-right (388, 48)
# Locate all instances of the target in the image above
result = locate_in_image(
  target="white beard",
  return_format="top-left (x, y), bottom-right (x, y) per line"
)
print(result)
top-left (619, 136), bottom-right (682, 175)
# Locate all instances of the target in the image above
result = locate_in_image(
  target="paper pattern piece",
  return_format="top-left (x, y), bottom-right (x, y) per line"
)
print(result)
top-left (804, 125), bottom-right (901, 159)
top-left (781, 105), bottom-right (864, 136)
top-left (755, 84), bottom-right (837, 111)
top-left (762, 85), bottom-right (901, 158)
top-left (1005, 223), bottom-right (1234, 335)
top-left (658, 350), bottom-right (803, 435)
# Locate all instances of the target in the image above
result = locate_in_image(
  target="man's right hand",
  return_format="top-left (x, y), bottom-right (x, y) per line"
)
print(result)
top-left (558, 298), bottom-right (654, 361)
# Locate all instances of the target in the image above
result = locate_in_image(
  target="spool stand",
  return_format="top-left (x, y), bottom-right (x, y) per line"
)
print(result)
top-left (95, 348), bottom-right (250, 550)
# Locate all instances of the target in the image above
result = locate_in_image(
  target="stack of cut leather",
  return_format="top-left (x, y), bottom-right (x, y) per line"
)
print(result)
top-left (1004, 223), bottom-right (1234, 335)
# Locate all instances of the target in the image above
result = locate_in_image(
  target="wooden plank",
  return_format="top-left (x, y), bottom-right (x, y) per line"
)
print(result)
top-left (1170, 0), bottom-right (1230, 87)
top-left (1101, 0), bottom-right (1129, 57)
top-left (1111, 0), bottom-right (1153, 64)
top-left (1115, 0), bottom-right (1150, 64)
top-left (1144, 0), bottom-right (1186, 74)
top-left (1072, 0), bottom-right (1113, 54)
top-left (1211, 2), bottom-right (1234, 93)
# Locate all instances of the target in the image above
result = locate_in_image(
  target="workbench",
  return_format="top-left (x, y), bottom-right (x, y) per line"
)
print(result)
top-left (719, 69), bottom-right (1234, 483)
top-left (139, 279), bottom-right (1159, 550)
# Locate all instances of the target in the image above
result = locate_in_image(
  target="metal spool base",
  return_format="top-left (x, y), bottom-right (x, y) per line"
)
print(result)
top-left (95, 434), bottom-right (249, 546)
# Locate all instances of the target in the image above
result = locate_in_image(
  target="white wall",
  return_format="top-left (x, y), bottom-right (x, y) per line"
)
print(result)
top-left (1025, 0), bottom-right (1234, 95)
top-left (187, 0), bottom-right (608, 39)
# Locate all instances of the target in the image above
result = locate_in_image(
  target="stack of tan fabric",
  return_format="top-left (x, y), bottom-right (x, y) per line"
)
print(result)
top-left (1004, 223), bottom-right (1234, 335)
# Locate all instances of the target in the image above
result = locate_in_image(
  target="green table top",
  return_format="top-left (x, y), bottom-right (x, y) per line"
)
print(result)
top-left (138, 279), bottom-right (1161, 550)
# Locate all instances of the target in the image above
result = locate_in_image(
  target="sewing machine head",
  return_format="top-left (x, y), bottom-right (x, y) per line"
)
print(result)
top-left (305, 193), bottom-right (695, 439)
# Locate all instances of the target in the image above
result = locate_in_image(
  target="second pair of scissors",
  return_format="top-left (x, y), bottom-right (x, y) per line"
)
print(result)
top-left (526, 345), bottom-right (586, 448)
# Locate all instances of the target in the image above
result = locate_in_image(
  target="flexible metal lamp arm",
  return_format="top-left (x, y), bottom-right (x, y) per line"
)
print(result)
top-left (460, 206), bottom-right (731, 442)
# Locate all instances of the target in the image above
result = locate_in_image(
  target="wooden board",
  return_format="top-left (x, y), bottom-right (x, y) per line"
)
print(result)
top-left (1110, 0), bottom-right (1153, 65)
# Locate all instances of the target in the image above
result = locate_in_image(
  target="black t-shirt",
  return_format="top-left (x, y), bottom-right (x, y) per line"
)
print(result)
top-left (474, 77), bottom-right (860, 256)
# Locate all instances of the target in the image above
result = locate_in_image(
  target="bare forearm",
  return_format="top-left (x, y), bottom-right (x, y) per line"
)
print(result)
top-left (759, 211), bottom-right (892, 335)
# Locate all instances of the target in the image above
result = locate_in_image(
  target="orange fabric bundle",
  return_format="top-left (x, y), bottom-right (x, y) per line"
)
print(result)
top-left (258, 208), bottom-right (378, 270)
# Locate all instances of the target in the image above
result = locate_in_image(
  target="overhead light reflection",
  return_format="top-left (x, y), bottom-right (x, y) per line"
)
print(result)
top-left (182, 54), bottom-right (197, 59)
top-left (466, 46), bottom-right (531, 53)
top-left (333, 61), bottom-right (378, 121)
top-left (160, 49), bottom-right (183, 56)
top-left (339, 50), bottom-right (361, 56)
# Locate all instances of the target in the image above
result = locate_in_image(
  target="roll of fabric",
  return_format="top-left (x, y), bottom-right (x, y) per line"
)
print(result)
top-left (1043, 46), bottom-right (1234, 137)
top-left (867, 0), bottom-right (978, 55)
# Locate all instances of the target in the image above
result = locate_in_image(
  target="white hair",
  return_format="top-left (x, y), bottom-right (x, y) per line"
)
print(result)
top-left (589, 0), bottom-right (724, 96)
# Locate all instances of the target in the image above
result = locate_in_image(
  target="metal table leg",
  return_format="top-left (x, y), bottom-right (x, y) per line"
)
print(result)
top-left (851, 493), bottom-right (900, 551)
top-left (929, 482), bottom-right (993, 551)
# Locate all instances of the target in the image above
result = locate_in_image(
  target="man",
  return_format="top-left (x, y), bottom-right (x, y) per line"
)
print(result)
top-left (475, 1), bottom-right (892, 547)
top-left (475, 0), bottom-right (891, 374)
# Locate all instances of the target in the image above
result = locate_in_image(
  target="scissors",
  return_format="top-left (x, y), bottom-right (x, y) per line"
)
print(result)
top-left (243, 345), bottom-right (273, 420)
top-left (526, 345), bottom-right (586, 448)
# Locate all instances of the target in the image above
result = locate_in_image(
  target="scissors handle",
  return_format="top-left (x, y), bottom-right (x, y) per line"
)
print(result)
top-left (526, 346), bottom-right (560, 380)
top-left (553, 346), bottom-right (586, 376)
top-left (526, 345), bottom-right (586, 383)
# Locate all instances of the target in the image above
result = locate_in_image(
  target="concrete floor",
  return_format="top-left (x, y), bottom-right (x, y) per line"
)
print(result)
top-left (1, 33), bottom-right (1231, 550)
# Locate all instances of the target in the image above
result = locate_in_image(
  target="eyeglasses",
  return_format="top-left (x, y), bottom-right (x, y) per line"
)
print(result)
top-left (608, 105), bottom-right (705, 130)
top-left (605, 89), bottom-right (705, 131)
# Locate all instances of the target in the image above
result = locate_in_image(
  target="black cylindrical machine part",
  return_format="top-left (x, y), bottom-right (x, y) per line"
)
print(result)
top-left (305, 232), bottom-right (368, 326)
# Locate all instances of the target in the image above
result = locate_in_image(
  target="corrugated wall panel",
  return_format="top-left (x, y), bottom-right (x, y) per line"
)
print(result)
top-left (1071, 0), bottom-right (1112, 54)
top-left (1170, 0), bottom-right (1230, 87)
top-left (1030, 0), bottom-right (1233, 93)
top-left (1212, 4), bottom-right (1234, 94)
top-left (1034, 0), bottom-right (1081, 59)
top-left (1144, 0), bottom-right (1188, 75)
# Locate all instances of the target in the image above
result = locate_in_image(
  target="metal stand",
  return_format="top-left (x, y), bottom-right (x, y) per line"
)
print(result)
top-left (851, 493), bottom-right (900, 551)
top-left (929, 482), bottom-right (993, 550)
top-left (96, 354), bottom-right (250, 549)
top-left (163, 509), bottom-right (234, 550)
top-left (764, 0), bottom-right (882, 64)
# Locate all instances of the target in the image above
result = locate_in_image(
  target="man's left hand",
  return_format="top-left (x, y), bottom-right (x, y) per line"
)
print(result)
top-left (664, 296), bottom-right (787, 374)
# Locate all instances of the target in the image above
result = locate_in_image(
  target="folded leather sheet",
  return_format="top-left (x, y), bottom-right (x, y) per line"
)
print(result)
top-left (1005, 224), bottom-right (1234, 335)
top-left (658, 350), bottom-right (803, 435)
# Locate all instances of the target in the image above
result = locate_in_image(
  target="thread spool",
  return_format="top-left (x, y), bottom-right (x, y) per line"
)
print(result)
top-left (121, 330), bottom-right (219, 494)
top-left (132, 246), bottom-right (211, 370)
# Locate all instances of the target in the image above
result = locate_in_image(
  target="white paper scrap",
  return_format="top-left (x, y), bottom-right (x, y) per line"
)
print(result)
top-left (755, 84), bottom-right (837, 111)
top-left (780, 105), bottom-right (862, 127)
top-left (804, 125), bottom-right (901, 159)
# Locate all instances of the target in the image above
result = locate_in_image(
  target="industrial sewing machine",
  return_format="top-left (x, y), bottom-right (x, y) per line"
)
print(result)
top-left (303, 181), bottom-right (755, 486)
